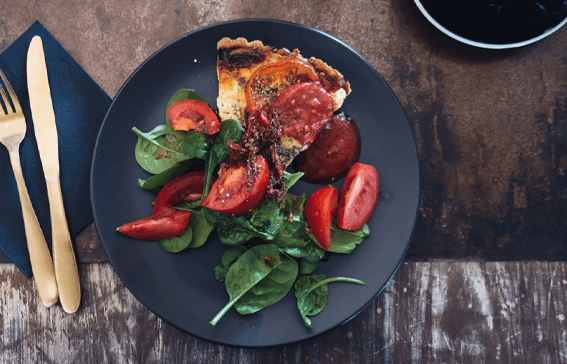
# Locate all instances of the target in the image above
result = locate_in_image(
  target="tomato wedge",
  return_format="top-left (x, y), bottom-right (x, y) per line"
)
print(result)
top-left (167, 99), bottom-right (220, 135)
top-left (153, 171), bottom-right (211, 213)
top-left (117, 208), bottom-right (192, 241)
top-left (245, 59), bottom-right (319, 126)
top-left (118, 171), bottom-right (213, 241)
top-left (304, 186), bottom-right (338, 251)
top-left (200, 155), bottom-right (270, 216)
top-left (337, 163), bottom-right (379, 231)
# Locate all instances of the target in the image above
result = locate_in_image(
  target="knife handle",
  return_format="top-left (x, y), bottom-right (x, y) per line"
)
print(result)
top-left (46, 177), bottom-right (81, 313)
top-left (8, 150), bottom-right (59, 307)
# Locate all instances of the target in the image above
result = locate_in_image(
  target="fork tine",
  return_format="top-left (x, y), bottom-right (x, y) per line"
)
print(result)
top-left (0, 69), bottom-right (20, 113)
top-left (0, 75), bottom-right (10, 114)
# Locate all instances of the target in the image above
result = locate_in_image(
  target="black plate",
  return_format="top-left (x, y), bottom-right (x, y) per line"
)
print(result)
top-left (91, 19), bottom-right (420, 347)
top-left (415, 0), bottom-right (567, 49)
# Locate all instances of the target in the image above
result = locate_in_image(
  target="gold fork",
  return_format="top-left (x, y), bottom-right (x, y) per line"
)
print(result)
top-left (0, 69), bottom-right (58, 307)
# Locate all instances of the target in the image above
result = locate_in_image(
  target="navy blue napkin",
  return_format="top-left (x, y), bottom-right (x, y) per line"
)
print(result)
top-left (0, 21), bottom-right (111, 278)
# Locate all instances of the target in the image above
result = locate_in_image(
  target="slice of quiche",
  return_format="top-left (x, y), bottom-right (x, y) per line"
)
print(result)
top-left (216, 37), bottom-right (351, 168)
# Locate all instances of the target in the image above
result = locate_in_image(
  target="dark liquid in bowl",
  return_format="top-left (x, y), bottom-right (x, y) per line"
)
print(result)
top-left (420, 0), bottom-right (567, 45)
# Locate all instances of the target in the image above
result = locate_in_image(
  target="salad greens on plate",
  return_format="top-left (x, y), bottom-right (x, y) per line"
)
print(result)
top-left (123, 89), bottom-right (370, 327)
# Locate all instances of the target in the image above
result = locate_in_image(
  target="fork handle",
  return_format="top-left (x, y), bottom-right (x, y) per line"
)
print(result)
top-left (8, 149), bottom-right (59, 307)
top-left (46, 177), bottom-right (81, 313)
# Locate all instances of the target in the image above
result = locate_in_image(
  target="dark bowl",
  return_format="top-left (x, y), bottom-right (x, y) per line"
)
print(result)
top-left (415, 0), bottom-right (567, 49)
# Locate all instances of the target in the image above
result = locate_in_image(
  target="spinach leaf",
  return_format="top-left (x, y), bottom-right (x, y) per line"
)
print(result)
top-left (204, 192), bottom-right (310, 247)
top-left (157, 208), bottom-right (214, 253)
top-left (294, 275), bottom-right (366, 328)
top-left (213, 245), bottom-right (248, 282)
top-left (133, 125), bottom-right (209, 175)
top-left (299, 258), bottom-right (319, 275)
top-left (218, 225), bottom-right (255, 246)
top-left (221, 245), bottom-right (249, 266)
top-left (280, 242), bottom-right (325, 261)
top-left (159, 226), bottom-right (193, 253)
top-left (203, 201), bottom-right (284, 245)
top-left (137, 159), bottom-right (198, 196)
top-left (327, 224), bottom-right (370, 254)
top-left (210, 244), bottom-right (298, 325)
top-left (203, 119), bottom-right (242, 197)
top-left (186, 208), bottom-right (214, 248)
top-left (203, 208), bottom-right (256, 246)
top-left (271, 193), bottom-right (310, 248)
top-left (283, 171), bottom-right (304, 190)
top-left (211, 119), bottom-right (241, 164)
top-left (281, 242), bottom-right (325, 275)
top-left (248, 200), bottom-right (285, 237)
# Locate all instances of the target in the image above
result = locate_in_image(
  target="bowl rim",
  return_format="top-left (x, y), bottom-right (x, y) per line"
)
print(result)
top-left (414, 0), bottom-right (567, 49)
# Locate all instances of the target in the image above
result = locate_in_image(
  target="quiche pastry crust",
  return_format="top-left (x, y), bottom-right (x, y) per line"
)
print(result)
top-left (216, 37), bottom-right (351, 168)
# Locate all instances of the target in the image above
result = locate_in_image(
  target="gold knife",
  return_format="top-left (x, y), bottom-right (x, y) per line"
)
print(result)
top-left (27, 36), bottom-right (81, 313)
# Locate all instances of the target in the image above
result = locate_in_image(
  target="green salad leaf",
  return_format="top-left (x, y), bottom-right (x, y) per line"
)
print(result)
top-left (283, 171), bottom-right (304, 190)
top-left (204, 209), bottom-right (259, 246)
top-left (157, 208), bottom-right (214, 253)
top-left (133, 125), bottom-right (209, 175)
top-left (299, 258), bottom-right (319, 275)
top-left (203, 199), bottom-right (286, 245)
top-left (294, 275), bottom-right (366, 328)
top-left (327, 224), bottom-right (370, 254)
top-left (203, 118), bottom-right (242, 197)
top-left (186, 208), bottom-right (214, 248)
top-left (280, 242), bottom-right (326, 275)
top-left (213, 245), bottom-right (248, 282)
top-left (137, 159), bottom-right (202, 196)
top-left (270, 193), bottom-right (310, 248)
top-left (159, 226), bottom-right (193, 253)
top-left (248, 200), bottom-right (285, 236)
top-left (210, 244), bottom-right (298, 325)
top-left (129, 88), bottom-right (376, 328)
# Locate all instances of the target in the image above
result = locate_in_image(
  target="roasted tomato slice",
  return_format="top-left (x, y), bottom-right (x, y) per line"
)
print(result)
top-left (245, 59), bottom-right (319, 126)
top-left (153, 171), bottom-right (212, 214)
top-left (167, 99), bottom-right (220, 134)
top-left (200, 155), bottom-right (269, 216)
top-left (269, 81), bottom-right (334, 147)
top-left (117, 208), bottom-right (192, 241)
top-left (293, 112), bottom-right (361, 184)
top-left (337, 163), bottom-right (379, 231)
top-left (304, 186), bottom-right (338, 251)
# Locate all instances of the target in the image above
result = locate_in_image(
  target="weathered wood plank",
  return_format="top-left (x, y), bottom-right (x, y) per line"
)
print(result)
top-left (1, 262), bottom-right (566, 363)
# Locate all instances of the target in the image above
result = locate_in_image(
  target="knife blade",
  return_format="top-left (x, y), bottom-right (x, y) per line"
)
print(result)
top-left (27, 35), bottom-right (81, 313)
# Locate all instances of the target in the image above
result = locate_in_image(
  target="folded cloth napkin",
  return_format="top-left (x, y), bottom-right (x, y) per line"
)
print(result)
top-left (0, 21), bottom-right (111, 278)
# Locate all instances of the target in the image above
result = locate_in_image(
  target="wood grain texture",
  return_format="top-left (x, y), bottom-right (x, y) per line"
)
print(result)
top-left (1, 262), bottom-right (566, 363)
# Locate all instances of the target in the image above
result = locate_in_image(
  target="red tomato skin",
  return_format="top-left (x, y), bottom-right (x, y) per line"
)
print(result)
top-left (294, 113), bottom-right (361, 184)
top-left (337, 163), bottom-right (379, 231)
top-left (167, 99), bottom-right (220, 135)
top-left (245, 58), bottom-right (319, 126)
top-left (268, 81), bottom-right (334, 147)
top-left (199, 155), bottom-right (269, 216)
top-left (117, 208), bottom-right (192, 241)
top-left (304, 186), bottom-right (338, 251)
top-left (153, 171), bottom-right (212, 214)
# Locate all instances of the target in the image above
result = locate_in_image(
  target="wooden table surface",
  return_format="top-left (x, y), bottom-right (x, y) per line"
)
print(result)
top-left (2, 1), bottom-right (567, 363)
